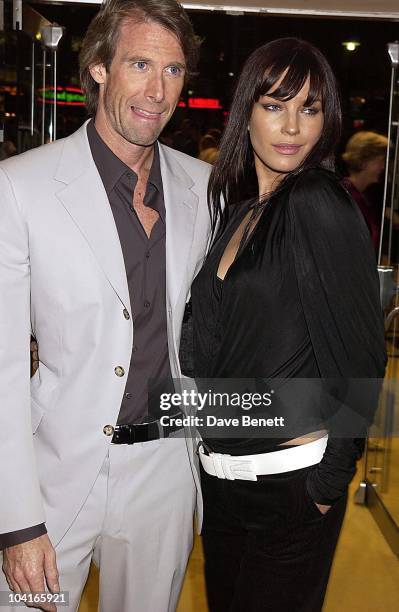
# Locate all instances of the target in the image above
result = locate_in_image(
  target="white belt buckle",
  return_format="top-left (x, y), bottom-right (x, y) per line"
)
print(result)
top-left (211, 453), bottom-right (258, 481)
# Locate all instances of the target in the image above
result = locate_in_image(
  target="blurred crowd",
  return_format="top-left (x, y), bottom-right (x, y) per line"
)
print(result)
top-left (160, 119), bottom-right (222, 164)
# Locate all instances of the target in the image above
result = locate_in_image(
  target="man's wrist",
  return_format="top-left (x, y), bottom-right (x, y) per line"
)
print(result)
top-left (0, 523), bottom-right (47, 550)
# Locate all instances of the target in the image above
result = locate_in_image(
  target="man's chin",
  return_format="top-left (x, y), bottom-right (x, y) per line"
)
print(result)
top-left (122, 129), bottom-right (161, 148)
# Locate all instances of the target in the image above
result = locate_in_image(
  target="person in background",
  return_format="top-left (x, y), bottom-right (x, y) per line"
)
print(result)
top-left (0, 141), bottom-right (17, 161)
top-left (342, 130), bottom-right (388, 252)
top-left (198, 133), bottom-right (219, 164)
top-left (206, 128), bottom-right (222, 145)
top-left (172, 117), bottom-right (200, 156)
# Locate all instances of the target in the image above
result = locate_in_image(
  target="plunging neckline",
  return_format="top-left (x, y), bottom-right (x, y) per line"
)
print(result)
top-left (215, 200), bottom-right (269, 284)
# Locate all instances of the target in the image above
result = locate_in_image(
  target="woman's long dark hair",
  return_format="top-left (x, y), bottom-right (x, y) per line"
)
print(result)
top-left (208, 38), bottom-right (342, 233)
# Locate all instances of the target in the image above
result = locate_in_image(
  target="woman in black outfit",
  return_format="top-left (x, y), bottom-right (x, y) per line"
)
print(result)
top-left (190, 39), bottom-right (386, 612)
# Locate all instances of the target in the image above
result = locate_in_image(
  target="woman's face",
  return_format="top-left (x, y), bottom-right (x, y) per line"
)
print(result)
top-left (248, 73), bottom-right (324, 194)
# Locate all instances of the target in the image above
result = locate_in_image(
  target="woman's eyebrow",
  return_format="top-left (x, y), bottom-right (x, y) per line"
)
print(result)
top-left (304, 98), bottom-right (322, 104)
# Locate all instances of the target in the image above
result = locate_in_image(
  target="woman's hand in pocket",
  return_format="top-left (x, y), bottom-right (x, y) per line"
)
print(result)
top-left (315, 502), bottom-right (331, 515)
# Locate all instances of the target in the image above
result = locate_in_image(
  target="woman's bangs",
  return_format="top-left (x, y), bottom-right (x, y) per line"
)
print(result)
top-left (257, 57), bottom-right (324, 107)
top-left (307, 69), bottom-right (325, 106)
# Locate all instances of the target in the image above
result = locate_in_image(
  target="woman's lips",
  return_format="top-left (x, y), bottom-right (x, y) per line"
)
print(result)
top-left (131, 106), bottom-right (163, 121)
top-left (272, 144), bottom-right (303, 155)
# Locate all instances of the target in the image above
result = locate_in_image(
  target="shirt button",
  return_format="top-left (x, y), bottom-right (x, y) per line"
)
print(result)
top-left (144, 301), bottom-right (150, 308)
top-left (103, 425), bottom-right (115, 436)
top-left (132, 345), bottom-right (138, 353)
top-left (145, 252), bottom-right (150, 259)
top-left (123, 309), bottom-right (130, 320)
top-left (114, 366), bottom-right (125, 377)
top-left (125, 392), bottom-right (133, 399)
top-left (129, 205), bottom-right (134, 212)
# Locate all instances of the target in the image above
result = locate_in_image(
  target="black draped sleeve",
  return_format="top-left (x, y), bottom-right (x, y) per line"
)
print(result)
top-left (288, 168), bottom-right (387, 504)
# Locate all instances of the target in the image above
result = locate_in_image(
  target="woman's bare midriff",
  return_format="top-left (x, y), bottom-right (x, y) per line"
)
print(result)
top-left (279, 429), bottom-right (328, 446)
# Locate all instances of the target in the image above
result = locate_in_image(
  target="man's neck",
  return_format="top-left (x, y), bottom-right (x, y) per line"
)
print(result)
top-left (94, 114), bottom-right (154, 176)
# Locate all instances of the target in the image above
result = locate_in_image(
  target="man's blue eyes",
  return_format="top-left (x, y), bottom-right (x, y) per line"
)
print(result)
top-left (167, 66), bottom-right (181, 75)
top-left (132, 62), bottom-right (181, 75)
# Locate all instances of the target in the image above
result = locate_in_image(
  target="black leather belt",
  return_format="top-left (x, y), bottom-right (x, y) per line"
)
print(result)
top-left (111, 420), bottom-right (183, 445)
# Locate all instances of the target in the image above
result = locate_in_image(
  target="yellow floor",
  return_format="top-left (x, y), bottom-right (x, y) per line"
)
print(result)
top-left (79, 466), bottom-right (399, 612)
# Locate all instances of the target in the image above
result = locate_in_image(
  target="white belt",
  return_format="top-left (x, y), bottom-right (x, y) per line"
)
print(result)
top-left (198, 435), bottom-right (328, 481)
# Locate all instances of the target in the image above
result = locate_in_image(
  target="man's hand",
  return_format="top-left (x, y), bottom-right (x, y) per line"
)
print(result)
top-left (2, 534), bottom-right (59, 611)
top-left (315, 502), bottom-right (331, 515)
top-left (30, 338), bottom-right (39, 377)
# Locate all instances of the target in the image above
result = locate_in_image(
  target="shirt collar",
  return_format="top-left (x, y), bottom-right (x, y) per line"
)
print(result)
top-left (87, 119), bottom-right (163, 196)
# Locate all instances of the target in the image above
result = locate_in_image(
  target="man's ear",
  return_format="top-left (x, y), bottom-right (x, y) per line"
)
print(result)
top-left (89, 63), bottom-right (107, 85)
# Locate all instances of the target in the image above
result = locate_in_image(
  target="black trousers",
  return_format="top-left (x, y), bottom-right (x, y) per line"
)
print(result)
top-left (200, 463), bottom-right (347, 612)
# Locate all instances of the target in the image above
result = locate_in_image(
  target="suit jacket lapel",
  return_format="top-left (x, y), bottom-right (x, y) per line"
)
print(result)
top-left (54, 126), bottom-right (199, 316)
top-left (54, 122), bottom-right (131, 310)
top-left (159, 144), bottom-right (199, 312)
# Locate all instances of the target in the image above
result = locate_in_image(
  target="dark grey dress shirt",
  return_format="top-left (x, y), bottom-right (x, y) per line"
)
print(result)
top-left (0, 121), bottom-right (172, 549)
top-left (87, 120), bottom-right (173, 425)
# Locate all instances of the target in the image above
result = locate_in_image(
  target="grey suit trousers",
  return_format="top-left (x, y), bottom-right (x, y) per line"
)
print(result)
top-left (0, 437), bottom-right (196, 612)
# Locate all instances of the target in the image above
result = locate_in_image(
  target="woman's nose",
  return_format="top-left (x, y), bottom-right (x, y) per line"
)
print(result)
top-left (282, 113), bottom-right (300, 136)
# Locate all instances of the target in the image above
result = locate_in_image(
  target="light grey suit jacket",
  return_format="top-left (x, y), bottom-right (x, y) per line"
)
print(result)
top-left (0, 121), bottom-right (211, 544)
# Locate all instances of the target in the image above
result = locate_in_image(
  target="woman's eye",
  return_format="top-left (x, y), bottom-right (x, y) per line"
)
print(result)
top-left (262, 104), bottom-right (281, 111)
top-left (303, 107), bottom-right (320, 115)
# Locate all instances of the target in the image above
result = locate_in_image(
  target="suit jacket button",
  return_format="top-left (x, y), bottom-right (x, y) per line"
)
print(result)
top-left (115, 366), bottom-right (125, 377)
top-left (123, 309), bottom-right (130, 320)
top-left (103, 425), bottom-right (114, 436)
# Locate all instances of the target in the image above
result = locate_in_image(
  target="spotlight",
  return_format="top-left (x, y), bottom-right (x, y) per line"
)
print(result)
top-left (342, 41), bottom-right (360, 52)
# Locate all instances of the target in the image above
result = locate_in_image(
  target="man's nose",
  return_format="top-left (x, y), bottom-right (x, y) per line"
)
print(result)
top-left (145, 71), bottom-right (165, 103)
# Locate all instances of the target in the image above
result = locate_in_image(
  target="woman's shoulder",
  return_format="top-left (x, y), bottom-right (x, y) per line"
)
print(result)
top-left (289, 166), bottom-right (344, 195)
top-left (286, 166), bottom-right (355, 223)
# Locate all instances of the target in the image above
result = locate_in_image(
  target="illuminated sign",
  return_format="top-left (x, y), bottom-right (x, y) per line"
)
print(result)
top-left (38, 88), bottom-right (222, 110)
top-left (38, 87), bottom-right (86, 106)
top-left (178, 98), bottom-right (222, 110)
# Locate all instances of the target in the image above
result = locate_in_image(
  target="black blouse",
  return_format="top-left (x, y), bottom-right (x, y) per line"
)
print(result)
top-left (191, 167), bottom-right (386, 504)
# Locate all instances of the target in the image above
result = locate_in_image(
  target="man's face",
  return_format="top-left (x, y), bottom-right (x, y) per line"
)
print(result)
top-left (91, 19), bottom-right (186, 147)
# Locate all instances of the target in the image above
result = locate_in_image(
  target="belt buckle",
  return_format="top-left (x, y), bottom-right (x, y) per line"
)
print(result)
top-left (115, 424), bottom-right (136, 444)
top-left (111, 425), bottom-right (128, 444)
top-left (128, 424), bottom-right (136, 444)
top-left (211, 453), bottom-right (258, 481)
top-left (196, 439), bottom-right (211, 456)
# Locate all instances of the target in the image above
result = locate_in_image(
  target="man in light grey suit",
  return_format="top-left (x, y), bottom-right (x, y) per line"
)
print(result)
top-left (0, 1), bottom-right (210, 610)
